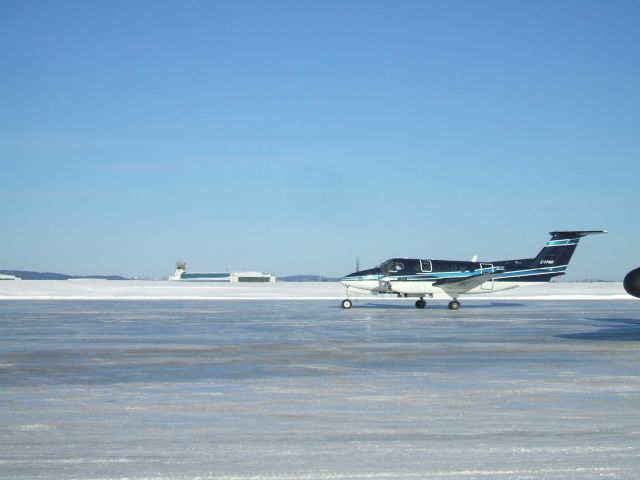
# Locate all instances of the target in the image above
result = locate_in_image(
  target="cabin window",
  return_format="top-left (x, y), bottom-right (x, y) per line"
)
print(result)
top-left (442, 263), bottom-right (467, 272)
top-left (420, 260), bottom-right (432, 272)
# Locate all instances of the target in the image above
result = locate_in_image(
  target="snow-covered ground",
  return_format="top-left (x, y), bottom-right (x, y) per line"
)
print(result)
top-left (0, 279), bottom-right (633, 300)
top-left (1, 291), bottom-right (639, 479)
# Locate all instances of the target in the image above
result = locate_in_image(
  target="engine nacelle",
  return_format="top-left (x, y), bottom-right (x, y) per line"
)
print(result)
top-left (623, 267), bottom-right (640, 298)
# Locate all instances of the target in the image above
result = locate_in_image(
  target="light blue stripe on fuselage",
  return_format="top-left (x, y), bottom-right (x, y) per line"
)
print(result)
top-left (346, 274), bottom-right (384, 281)
top-left (344, 265), bottom-right (567, 283)
top-left (495, 265), bottom-right (566, 278)
top-left (546, 239), bottom-right (579, 246)
top-left (388, 266), bottom-right (566, 281)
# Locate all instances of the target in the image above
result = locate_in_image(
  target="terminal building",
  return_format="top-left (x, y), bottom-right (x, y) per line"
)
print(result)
top-left (0, 274), bottom-right (20, 280)
top-left (169, 262), bottom-right (276, 283)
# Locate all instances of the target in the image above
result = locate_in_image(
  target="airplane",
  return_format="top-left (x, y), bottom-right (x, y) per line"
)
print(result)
top-left (340, 230), bottom-right (606, 310)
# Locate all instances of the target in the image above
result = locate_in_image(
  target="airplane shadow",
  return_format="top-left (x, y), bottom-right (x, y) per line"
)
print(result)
top-left (344, 302), bottom-right (525, 310)
top-left (558, 318), bottom-right (640, 341)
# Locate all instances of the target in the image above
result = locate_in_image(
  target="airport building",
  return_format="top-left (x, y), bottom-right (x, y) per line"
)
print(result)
top-left (169, 262), bottom-right (276, 283)
top-left (0, 274), bottom-right (20, 280)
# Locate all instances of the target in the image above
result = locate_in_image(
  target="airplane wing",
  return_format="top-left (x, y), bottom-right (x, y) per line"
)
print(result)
top-left (432, 270), bottom-right (503, 297)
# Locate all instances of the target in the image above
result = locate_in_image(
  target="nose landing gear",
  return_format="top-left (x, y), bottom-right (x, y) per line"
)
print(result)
top-left (341, 286), bottom-right (353, 309)
top-left (415, 298), bottom-right (426, 309)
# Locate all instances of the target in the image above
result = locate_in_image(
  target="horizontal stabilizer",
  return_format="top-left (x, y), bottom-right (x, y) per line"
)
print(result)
top-left (549, 230), bottom-right (607, 240)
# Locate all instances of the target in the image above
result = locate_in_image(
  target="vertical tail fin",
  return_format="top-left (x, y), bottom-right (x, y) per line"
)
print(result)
top-left (531, 231), bottom-right (607, 273)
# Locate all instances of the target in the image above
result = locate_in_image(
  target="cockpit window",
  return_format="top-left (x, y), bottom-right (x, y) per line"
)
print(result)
top-left (376, 260), bottom-right (394, 270)
top-left (376, 260), bottom-right (406, 273)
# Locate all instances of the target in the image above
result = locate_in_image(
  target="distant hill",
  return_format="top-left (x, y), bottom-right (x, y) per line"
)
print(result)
top-left (0, 270), bottom-right (340, 282)
top-left (0, 270), bottom-right (129, 281)
top-left (278, 275), bottom-right (340, 282)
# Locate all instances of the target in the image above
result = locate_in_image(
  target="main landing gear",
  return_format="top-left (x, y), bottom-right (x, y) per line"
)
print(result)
top-left (416, 298), bottom-right (461, 310)
top-left (448, 299), bottom-right (461, 310)
top-left (340, 289), bottom-right (462, 310)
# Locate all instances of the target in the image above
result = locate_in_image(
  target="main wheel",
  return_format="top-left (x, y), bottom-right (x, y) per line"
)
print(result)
top-left (448, 300), bottom-right (461, 310)
top-left (415, 299), bottom-right (426, 309)
top-left (341, 299), bottom-right (353, 309)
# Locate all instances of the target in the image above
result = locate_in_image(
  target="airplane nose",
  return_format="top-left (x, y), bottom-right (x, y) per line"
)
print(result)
top-left (340, 268), bottom-right (383, 291)
top-left (340, 271), bottom-right (358, 287)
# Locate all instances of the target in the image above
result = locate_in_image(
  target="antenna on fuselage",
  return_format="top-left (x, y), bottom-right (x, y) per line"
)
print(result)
top-left (471, 255), bottom-right (478, 262)
top-left (356, 257), bottom-right (360, 271)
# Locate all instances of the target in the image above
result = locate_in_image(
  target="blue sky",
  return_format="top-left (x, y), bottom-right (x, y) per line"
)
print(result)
top-left (1, 0), bottom-right (638, 279)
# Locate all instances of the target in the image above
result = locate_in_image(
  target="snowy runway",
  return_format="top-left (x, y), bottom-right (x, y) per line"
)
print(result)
top-left (0, 279), bottom-right (632, 300)
top-left (1, 293), bottom-right (639, 479)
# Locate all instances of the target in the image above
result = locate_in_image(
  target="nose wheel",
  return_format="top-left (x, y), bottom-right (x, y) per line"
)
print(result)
top-left (341, 287), bottom-right (353, 309)
top-left (415, 299), bottom-right (426, 309)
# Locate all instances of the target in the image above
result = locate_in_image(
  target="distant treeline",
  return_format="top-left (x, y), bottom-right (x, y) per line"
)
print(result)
top-left (0, 270), bottom-right (341, 282)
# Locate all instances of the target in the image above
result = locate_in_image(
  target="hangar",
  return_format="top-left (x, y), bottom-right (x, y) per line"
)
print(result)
top-left (169, 262), bottom-right (276, 283)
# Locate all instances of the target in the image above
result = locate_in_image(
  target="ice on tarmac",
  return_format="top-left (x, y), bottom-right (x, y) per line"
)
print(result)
top-left (0, 279), bottom-right (632, 300)
top-left (0, 281), bottom-right (639, 479)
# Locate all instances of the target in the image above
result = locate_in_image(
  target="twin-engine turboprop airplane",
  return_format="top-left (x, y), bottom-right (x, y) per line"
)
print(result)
top-left (340, 230), bottom-right (606, 310)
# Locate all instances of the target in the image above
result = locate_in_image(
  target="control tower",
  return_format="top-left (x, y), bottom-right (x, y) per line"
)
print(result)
top-left (170, 262), bottom-right (187, 281)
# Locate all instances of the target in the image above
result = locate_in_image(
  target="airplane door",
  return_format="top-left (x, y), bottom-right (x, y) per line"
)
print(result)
top-left (480, 263), bottom-right (494, 290)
